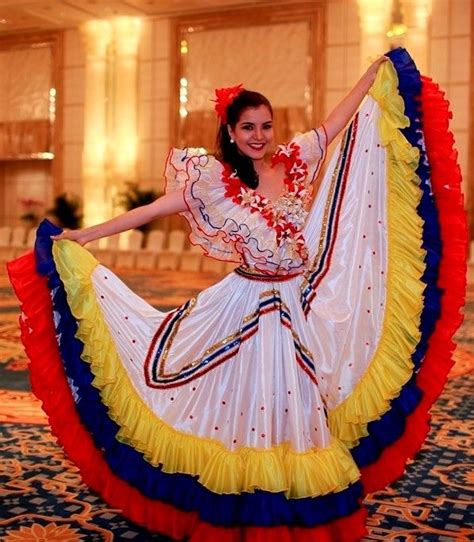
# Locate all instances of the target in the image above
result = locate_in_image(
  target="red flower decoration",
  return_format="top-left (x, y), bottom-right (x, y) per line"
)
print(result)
top-left (221, 141), bottom-right (309, 264)
top-left (214, 84), bottom-right (245, 124)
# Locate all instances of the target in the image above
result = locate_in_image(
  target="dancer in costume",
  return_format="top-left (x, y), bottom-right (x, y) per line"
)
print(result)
top-left (7, 48), bottom-right (466, 541)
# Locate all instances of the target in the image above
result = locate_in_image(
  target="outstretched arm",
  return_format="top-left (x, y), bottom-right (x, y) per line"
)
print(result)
top-left (322, 56), bottom-right (388, 145)
top-left (51, 189), bottom-right (186, 245)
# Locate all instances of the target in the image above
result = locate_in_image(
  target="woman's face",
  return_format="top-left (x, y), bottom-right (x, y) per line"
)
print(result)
top-left (228, 105), bottom-right (274, 161)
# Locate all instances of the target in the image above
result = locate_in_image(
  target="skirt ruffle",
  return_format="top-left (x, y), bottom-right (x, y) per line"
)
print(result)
top-left (353, 48), bottom-right (467, 493)
top-left (6, 47), bottom-right (467, 540)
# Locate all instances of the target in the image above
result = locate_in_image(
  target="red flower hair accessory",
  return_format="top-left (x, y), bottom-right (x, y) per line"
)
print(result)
top-left (213, 84), bottom-right (245, 124)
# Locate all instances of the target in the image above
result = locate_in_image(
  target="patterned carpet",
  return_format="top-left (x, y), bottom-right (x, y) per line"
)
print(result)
top-left (0, 265), bottom-right (473, 541)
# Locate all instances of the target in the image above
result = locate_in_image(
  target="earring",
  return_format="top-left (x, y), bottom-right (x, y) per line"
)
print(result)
top-left (230, 138), bottom-right (234, 144)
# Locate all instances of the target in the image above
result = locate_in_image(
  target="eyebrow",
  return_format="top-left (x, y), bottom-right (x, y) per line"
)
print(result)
top-left (239, 120), bottom-right (273, 125)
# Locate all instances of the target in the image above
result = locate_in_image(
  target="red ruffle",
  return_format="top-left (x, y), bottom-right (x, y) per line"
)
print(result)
top-left (360, 76), bottom-right (468, 493)
top-left (7, 251), bottom-right (368, 541)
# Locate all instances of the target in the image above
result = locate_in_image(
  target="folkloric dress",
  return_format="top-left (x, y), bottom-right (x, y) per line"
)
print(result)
top-left (7, 48), bottom-right (467, 541)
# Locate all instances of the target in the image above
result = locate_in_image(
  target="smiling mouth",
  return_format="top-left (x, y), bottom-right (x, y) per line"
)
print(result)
top-left (248, 143), bottom-right (266, 150)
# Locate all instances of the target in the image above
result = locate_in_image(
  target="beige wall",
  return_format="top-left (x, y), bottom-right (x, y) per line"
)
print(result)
top-left (63, 29), bottom-right (85, 198)
top-left (136, 18), bottom-right (172, 193)
top-left (325, 0), bottom-right (361, 117)
top-left (0, 0), bottom-right (472, 230)
top-left (325, 0), bottom-right (471, 212)
top-left (0, 161), bottom-right (52, 227)
top-left (62, 18), bottom-right (172, 197)
top-left (429, 0), bottom-right (471, 204)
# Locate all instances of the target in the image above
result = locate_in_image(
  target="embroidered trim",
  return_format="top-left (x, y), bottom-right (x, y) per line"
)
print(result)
top-left (300, 116), bottom-right (359, 316)
top-left (308, 127), bottom-right (327, 184)
top-left (221, 143), bottom-right (310, 264)
top-left (144, 290), bottom-right (317, 389)
top-left (234, 266), bottom-right (302, 281)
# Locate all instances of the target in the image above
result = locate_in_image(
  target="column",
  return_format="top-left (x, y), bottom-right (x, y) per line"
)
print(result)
top-left (80, 20), bottom-right (112, 226)
top-left (357, 0), bottom-right (390, 72)
top-left (400, 0), bottom-right (432, 73)
top-left (109, 16), bottom-right (143, 212)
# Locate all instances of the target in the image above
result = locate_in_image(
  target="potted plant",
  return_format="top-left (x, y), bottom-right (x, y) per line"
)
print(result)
top-left (19, 198), bottom-right (43, 228)
top-left (47, 193), bottom-right (83, 229)
top-left (117, 182), bottom-right (162, 245)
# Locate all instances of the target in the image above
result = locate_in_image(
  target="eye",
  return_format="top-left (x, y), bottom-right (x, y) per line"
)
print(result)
top-left (263, 123), bottom-right (273, 130)
top-left (241, 124), bottom-right (253, 130)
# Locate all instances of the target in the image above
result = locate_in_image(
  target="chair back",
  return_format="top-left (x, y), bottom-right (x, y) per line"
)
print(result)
top-left (168, 230), bottom-right (186, 253)
top-left (106, 234), bottom-right (121, 250)
top-left (0, 226), bottom-right (11, 247)
top-left (145, 230), bottom-right (165, 252)
top-left (26, 228), bottom-right (37, 248)
top-left (11, 226), bottom-right (26, 247)
top-left (126, 229), bottom-right (144, 250)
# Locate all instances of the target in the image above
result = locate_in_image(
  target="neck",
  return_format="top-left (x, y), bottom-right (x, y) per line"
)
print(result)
top-left (252, 157), bottom-right (269, 175)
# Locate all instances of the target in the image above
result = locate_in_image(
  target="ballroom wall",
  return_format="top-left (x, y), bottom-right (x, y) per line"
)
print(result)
top-left (429, 0), bottom-right (471, 199)
top-left (62, 18), bottom-right (172, 198)
top-left (0, 0), bottom-right (472, 233)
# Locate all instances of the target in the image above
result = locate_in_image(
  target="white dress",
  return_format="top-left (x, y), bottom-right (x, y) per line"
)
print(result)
top-left (8, 48), bottom-right (466, 542)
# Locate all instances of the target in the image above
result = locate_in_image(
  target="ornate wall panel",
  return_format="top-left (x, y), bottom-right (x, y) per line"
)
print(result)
top-left (172, 3), bottom-right (325, 152)
top-left (0, 45), bottom-right (55, 159)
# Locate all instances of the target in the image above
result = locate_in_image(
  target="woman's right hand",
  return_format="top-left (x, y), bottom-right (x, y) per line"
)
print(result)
top-left (50, 229), bottom-right (89, 246)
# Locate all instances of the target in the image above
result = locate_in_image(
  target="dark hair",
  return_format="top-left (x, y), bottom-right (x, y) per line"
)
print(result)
top-left (216, 90), bottom-right (273, 189)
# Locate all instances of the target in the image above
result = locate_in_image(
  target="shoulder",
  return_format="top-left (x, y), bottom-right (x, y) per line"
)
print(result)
top-left (291, 127), bottom-right (327, 153)
top-left (165, 147), bottom-right (223, 171)
top-left (164, 148), bottom-right (225, 193)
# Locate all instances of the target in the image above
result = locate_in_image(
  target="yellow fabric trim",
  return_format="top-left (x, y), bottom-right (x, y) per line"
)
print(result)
top-left (328, 61), bottom-right (426, 448)
top-left (52, 240), bottom-right (360, 498)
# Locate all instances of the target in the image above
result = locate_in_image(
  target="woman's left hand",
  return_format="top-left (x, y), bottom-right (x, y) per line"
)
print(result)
top-left (365, 56), bottom-right (389, 84)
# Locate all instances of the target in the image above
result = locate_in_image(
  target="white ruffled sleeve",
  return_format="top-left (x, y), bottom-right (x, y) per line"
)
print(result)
top-left (163, 148), bottom-right (243, 263)
top-left (291, 126), bottom-right (328, 184)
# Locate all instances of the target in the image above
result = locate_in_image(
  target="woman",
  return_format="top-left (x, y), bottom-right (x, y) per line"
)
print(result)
top-left (7, 48), bottom-right (466, 541)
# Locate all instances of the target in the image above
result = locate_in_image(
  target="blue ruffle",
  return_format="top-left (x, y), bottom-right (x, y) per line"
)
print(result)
top-left (35, 219), bottom-right (362, 528)
top-left (351, 48), bottom-right (442, 468)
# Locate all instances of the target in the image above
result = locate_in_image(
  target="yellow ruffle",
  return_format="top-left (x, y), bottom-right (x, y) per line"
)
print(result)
top-left (328, 61), bottom-right (426, 447)
top-left (53, 240), bottom-right (360, 498)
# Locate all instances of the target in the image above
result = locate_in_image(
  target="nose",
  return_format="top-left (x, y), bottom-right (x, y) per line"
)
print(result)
top-left (254, 128), bottom-right (264, 141)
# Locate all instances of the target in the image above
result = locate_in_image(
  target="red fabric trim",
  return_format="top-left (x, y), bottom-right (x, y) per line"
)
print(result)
top-left (163, 148), bottom-right (242, 265)
top-left (303, 115), bottom-right (359, 317)
top-left (234, 266), bottom-right (303, 281)
top-left (360, 76), bottom-right (468, 494)
top-left (144, 311), bottom-right (175, 387)
top-left (7, 251), bottom-right (368, 540)
top-left (314, 124), bottom-right (329, 184)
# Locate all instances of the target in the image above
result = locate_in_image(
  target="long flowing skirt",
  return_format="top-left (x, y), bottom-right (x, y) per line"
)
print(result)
top-left (7, 48), bottom-right (467, 541)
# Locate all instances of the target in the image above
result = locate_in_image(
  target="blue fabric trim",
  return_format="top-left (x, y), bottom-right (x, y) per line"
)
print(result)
top-left (301, 119), bottom-right (355, 313)
top-left (34, 220), bottom-right (362, 528)
top-left (351, 47), bottom-right (443, 468)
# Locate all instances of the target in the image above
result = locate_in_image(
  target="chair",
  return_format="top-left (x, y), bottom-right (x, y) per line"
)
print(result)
top-left (89, 234), bottom-right (120, 267)
top-left (87, 239), bottom-right (101, 251)
top-left (115, 230), bottom-right (144, 269)
top-left (0, 226), bottom-right (12, 262)
top-left (10, 226), bottom-right (28, 258)
top-left (179, 243), bottom-right (203, 272)
top-left (136, 230), bottom-right (165, 270)
top-left (201, 257), bottom-right (225, 275)
top-left (223, 261), bottom-right (237, 275)
top-left (0, 226), bottom-right (11, 247)
top-left (157, 230), bottom-right (186, 271)
top-left (11, 226), bottom-right (27, 248)
top-left (13, 227), bottom-right (37, 257)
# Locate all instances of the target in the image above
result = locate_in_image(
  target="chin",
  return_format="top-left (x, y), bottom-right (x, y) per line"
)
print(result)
top-left (246, 146), bottom-right (268, 160)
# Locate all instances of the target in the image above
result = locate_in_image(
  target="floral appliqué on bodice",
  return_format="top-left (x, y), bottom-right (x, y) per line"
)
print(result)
top-left (222, 142), bottom-right (311, 263)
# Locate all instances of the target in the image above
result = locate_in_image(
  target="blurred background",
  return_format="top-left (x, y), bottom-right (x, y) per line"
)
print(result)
top-left (0, 0), bottom-right (471, 254)
top-left (0, 5), bottom-right (472, 540)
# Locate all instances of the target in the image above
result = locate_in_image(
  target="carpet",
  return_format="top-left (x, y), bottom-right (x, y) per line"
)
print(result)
top-left (1, 267), bottom-right (472, 541)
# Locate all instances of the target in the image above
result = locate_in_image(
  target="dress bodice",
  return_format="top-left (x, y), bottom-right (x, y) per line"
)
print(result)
top-left (164, 128), bottom-right (327, 275)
